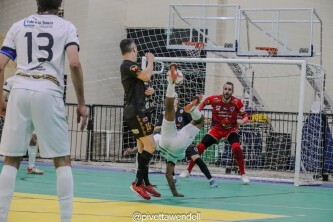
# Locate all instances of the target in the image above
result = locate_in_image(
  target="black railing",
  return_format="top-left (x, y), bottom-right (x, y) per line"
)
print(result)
top-left (65, 104), bottom-right (333, 174)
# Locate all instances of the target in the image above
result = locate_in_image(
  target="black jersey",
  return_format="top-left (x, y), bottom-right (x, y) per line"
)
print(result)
top-left (155, 107), bottom-right (192, 130)
top-left (120, 60), bottom-right (147, 111)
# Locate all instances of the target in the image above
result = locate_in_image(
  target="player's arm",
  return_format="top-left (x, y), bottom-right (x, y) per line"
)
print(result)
top-left (197, 96), bottom-right (211, 111)
top-left (123, 147), bottom-right (138, 155)
top-left (0, 55), bottom-right (10, 115)
top-left (66, 45), bottom-right (88, 131)
top-left (166, 161), bottom-right (184, 197)
top-left (136, 52), bottom-right (154, 82)
top-left (236, 101), bottom-right (249, 125)
top-left (144, 87), bottom-right (154, 96)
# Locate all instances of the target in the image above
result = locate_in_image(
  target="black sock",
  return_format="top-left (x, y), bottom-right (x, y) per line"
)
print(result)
top-left (195, 158), bottom-right (212, 180)
top-left (137, 150), bottom-right (152, 186)
top-left (135, 153), bottom-right (142, 182)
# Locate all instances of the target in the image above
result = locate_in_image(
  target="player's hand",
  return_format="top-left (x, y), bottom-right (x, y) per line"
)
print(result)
top-left (145, 87), bottom-right (154, 96)
top-left (0, 99), bottom-right (6, 118)
top-left (145, 52), bottom-right (155, 63)
top-left (77, 104), bottom-right (88, 131)
top-left (173, 193), bottom-right (184, 197)
top-left (123, 148), bottom-right (134, 155)
top-left (237, 119), bottom-right (245, 125)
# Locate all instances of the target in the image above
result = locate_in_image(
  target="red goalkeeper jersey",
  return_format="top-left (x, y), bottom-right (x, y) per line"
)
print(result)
top-left (198, 95), bottom-right (247, 130)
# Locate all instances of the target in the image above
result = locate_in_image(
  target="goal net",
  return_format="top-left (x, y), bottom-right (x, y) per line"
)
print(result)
top-left (145, 57), bottom-right (325, 186)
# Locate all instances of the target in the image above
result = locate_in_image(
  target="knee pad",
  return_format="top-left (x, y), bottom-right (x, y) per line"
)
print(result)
top-left (231, 142), bottom-right (241, 152)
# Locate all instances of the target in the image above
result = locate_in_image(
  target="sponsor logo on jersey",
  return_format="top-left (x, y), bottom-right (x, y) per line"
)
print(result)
top-left (177, 117), bottom-right (183, 122)
top-left (131, 129), bottom-right (139, 134)
top-left (213, 98), bottom-right (219, 103)
top-left (130, 65), bottom-right (139, 72)
top-left (230, 106), bottom-right (235, 112)
top-left (194, 147), bottom-right (198, 152)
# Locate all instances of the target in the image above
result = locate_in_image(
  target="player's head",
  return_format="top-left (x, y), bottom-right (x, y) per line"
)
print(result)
top-left (120, 38), bottom-right (137, 57)
top-left (169, 63), bottom-right (178, 70)
top-left (223, 82), bottom-right (234, 100)
top-left (36, 0), bottom-right (62, 14)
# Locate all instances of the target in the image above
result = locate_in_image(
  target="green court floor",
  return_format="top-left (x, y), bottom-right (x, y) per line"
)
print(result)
top-left (1, 161), bottom-right (333, 222)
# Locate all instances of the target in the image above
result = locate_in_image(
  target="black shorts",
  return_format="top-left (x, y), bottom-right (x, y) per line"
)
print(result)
top-left (185, 143), bottom-right (198, 160)
top-left (124, 113), bottom-right (154, 139)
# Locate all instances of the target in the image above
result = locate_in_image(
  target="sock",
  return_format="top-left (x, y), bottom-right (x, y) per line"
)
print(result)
top-left (135, 153), bottom-right (141, 182)
top-left (142, 150), bottom-right (152, 186)
top-left (190, 108), bottom-right (202, 120)
top-left (56, 166), bottom-right (73, 222)
top-left (136, 150), bottom-right (152, 186)
top-left (187, 143), bottom-right (206, 173)
top-left (166, 83), bottom-right (175, 98)
top-left (28, 145), bottom-right (37, 168)
top-left (232, 142), bottom-right (245, 175)
top-left (195, 158), bottom-right (212, 180)
top-left (0, 165), bottom-right (17, 222)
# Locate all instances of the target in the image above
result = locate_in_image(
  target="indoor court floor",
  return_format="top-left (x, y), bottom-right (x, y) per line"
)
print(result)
top-left (1, 161), bottom-right (333, 222)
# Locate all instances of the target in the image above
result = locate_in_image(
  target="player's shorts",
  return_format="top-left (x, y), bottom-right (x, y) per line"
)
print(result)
top-left (124, 110), bottom-right (154, 139)
top-left (158, 119), bottom-right (200, 163)
top-left (208, 127), bottom-right (239, 142)
top-left (0, 89), bottom-right (70, 158)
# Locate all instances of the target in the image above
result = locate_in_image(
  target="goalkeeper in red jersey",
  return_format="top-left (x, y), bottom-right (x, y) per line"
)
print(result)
top-left (179, 82), bottom-right (250, 184)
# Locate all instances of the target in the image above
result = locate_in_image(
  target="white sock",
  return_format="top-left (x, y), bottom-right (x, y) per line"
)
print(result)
top-left (56, 166), bottom-right (73, 222)
top-left (0, 165), bottom-right (18, 222)
top-left (190, 108), bottom-right (202, 121)
top-left (166, 83), bottom-right (175, 98)
top-left (28, 145), bottom-right (37, 168)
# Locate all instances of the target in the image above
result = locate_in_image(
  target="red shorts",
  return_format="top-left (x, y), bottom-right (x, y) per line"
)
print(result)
top-left (207, 127), bottom-right (238, 142)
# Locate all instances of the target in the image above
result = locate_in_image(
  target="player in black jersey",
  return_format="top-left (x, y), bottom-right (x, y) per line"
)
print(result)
top-left (120, 38), bottom-right (160, 200)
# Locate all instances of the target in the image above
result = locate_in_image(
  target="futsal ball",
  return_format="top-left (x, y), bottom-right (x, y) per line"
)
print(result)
top-left (167, 66), bottom-right (184, 85)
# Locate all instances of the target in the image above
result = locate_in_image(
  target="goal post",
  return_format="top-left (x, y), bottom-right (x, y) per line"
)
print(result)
top-left (142, 56), bottom-right (323, 186)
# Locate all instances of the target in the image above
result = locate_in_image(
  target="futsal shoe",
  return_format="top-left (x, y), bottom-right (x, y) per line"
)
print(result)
top-left (209, 179), bottom-right (218, 188)
top-left (167, 63), bottom-right (183, 85)
top-left (241, 175), bottom-right (250, 184)
top-left (184, 94), bottom-right (203, 113)
top-left (130, 183), bottom-right (151, 200)
top-left (27, 167), bottom-right (44, 175)
top-left (178, 170), bottom-right (190, 178)
top-left (144, 184), bottom-right (161, 197)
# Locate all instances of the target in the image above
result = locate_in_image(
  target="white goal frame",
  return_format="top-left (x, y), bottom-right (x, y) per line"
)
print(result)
top-left (143, 56), bottom-right (311, 186)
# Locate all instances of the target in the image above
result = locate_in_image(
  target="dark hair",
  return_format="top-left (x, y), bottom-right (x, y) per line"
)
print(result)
top-left (169, 62), bottom-right (178, 69)
top-left (120, 39), bottom-right (135, 55)
top-left (37, 0), bottom-right (62, 14)
top-left (224, 81), bottom-right (234, 90)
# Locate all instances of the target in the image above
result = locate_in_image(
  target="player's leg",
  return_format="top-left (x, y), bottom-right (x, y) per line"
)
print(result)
top-left (0, 89), bottom-right (31, 221)
top-left (228, 132), bottom-right (250, 184)
top-left (31, 92), bottom-right (73, 221)
top-left (27, 134), bottom-right (44, 175)
top-left (180, 133), bottom-right (217, 178)
top-left (53, 156), bottom-right (73, 222)
top-left (125, 115), bottom-right (154, 200)
top-left (185, 145), bottom-right (218, 188)
top-left (0, 157), bottom-right (22, 222)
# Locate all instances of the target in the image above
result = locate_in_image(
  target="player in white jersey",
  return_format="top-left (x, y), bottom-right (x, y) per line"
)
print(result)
top-left (0, 1), bottom-right (87, 222)
top-left (2, 76), bottom-right (44, 175)
top-left (156, 64), bottom-right (217, 197)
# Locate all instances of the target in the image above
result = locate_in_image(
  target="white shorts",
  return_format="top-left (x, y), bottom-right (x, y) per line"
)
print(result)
top-left (158, 119), bottom-right (200, 162)
top-left (0, 89), bottom-right (70, 158)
